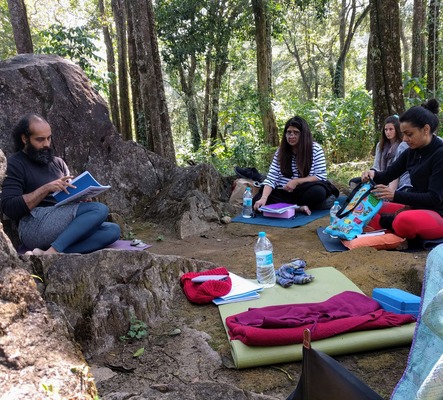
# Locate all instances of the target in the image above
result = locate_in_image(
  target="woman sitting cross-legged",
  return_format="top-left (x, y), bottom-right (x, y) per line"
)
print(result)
top-left (362, 98), bottom-right (443, 241)
top-left (253, 116), bottom-right (338, 215)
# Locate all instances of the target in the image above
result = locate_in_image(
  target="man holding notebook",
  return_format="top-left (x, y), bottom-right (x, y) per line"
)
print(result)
top-left (1, 113), bottom-right (120, 254)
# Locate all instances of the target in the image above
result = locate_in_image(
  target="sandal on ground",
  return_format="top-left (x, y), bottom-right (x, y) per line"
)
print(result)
top-left (131, 239), bottom-right (147, 248)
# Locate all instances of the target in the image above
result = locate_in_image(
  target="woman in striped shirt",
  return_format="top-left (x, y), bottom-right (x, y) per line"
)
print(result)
top-left (253, 116), bottom-right (337, 212)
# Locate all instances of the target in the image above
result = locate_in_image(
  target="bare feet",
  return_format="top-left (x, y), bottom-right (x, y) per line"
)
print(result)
top-left (31, 248), bottom-right (46, 255)
top-left (24, 247), bottom-right (59, 256)
top-left (299, 205), bottom-right (312, 215)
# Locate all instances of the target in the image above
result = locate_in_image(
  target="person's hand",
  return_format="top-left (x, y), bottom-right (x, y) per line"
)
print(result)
top-left (45, 176), bottom-right (76, 194)
top-left (283, 178), bottom-right (300, 192)
top-left (361, 170), bottom-right (375, 182)
top-left (372, 184), bottom-right (394, 201)
top-left (254, 197), bottom-right (267, 210)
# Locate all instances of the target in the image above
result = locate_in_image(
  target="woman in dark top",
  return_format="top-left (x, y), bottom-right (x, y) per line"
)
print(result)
top-left (362, 99), bottom-right (443, 240)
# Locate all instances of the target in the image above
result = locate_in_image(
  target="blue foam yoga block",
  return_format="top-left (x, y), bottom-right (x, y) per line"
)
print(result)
top-left (372, 288), bottom-right (421, 318)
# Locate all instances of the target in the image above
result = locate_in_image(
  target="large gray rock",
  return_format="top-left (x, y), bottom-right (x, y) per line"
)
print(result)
top-left (34, 249), bottom-right (215, 356)
top-left (0, 54), bottom-right (234, 238)
top-left (0, 225), bottom-right (278, 400)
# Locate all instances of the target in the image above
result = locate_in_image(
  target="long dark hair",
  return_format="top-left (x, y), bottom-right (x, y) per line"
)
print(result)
top-left (11, 113), bottom-right (46, 152)
top-left (279, 116), bottom-right (313, 178)
top-left (399, 98), bottom-right (440, 133)
top-left (379, 115), bottom-right (402, 151)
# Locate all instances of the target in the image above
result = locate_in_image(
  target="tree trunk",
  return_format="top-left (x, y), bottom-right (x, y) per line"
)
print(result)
top-left (112, 0), bottom-right (132, 140)
top-left (333, 1), bottom-right (369, 97)
top-left (126, 1), bottom-right (144, 145)
top-left (411, 0), bottom-right (426, 79)
top-left (251, 0), bottom-right (279, 147)
top-left (126, 0), bottom-right (176, 163)
top-left (202, 55), bottom-right (212, 142)
top-left (178, 57), bottom-right (201, 151)
top-left (7, 0), bottom-right (33, 54)
top-left (426, 0), bottom-right (440, 96)
top-left (98, 0), bottom-right (120, 133)
top-left (210, 61), bottom-right (228, 144)
top-left (369, 0), bottom-right (404, 132)
top-left (284, 36), bottom-right (313, 99)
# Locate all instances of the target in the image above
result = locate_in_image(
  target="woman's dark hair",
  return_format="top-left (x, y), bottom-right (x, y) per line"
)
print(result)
top-left (399, 98), bottom-right (440, 133)
top-left (279, 116), bottom-right (313, 178)
top-left (11, 113), bottom-right (46, 152)
top-left (379, 115), bottom-right (402, 150)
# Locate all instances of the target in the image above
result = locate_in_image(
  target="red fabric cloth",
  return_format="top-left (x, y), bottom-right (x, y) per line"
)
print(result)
top-left (226, 291), bottom-right (416, 346)
top-left (180, 267), bottom-right (232, 304)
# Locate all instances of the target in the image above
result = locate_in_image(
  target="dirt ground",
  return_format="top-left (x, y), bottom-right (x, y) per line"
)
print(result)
top-left (91, 214), bottom-right (428, 399)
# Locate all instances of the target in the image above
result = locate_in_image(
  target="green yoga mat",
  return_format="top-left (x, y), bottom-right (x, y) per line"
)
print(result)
top-left (218, 267), bottom-right (416, 369)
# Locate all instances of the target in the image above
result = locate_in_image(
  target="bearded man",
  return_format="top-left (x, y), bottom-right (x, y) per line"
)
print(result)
top-left (1, 114), bottom-right (120, 254)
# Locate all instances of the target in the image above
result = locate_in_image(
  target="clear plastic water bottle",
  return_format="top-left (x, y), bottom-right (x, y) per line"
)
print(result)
top-left (242, 187), bottom-right (253, 218)
top-left (330, 200), bottom-right (341, 225)
top-left (255, 231), bottom-right (276, 288)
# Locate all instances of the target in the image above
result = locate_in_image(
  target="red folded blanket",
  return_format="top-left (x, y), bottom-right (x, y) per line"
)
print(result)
top-left (180, 267), bottom-right (232, 304)
top-left (226, 291), bottom-right (416, 346)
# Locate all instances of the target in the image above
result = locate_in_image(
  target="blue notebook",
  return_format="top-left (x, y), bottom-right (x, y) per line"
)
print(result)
top-left (52, 171), bottom-right (110, 207)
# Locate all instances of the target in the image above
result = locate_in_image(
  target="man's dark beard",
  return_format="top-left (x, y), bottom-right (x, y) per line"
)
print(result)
top-left (25, 143), bottom-right (54, 165)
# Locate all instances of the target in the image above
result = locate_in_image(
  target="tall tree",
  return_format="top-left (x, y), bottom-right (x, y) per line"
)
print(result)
top-left (112, 0), bottom-right (132, 140)
top-left (156, 0), bottom-right (206, 151)
top-left (368, 0), bottom-right (404, 132)
top-left (411, 0), bottom-right (426, 79)
top-left (426, 0), bottom-right (440, 96)
top-left (332, 0), bottom-right (369, 97)
top-left (252, 0), bottom-right (279, 146)
top-left (7, 0), bottom-right (33, 53)
top-left (126, 2), bottom-right (144, 145)
top-left (157, 0), bottom-right (248, 149)
top-left (98, 0), bottom-right (120, 132)
top-left (126, 0), bottom-right (176, 163)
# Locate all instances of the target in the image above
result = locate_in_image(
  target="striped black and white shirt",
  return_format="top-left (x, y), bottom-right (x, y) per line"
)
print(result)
top-left (262, 142), bottom-right (327, 189)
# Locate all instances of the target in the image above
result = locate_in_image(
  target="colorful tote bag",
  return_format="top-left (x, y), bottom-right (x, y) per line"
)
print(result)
top-left (323, 181), bottom-right (383, 240)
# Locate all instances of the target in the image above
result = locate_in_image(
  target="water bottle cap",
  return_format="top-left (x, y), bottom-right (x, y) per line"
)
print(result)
top-left (258, 231), bottom-right (266, 237)
top-left (334, 201), bottom-right (339, 205)
top-left (246, 187), bottom-right (251, 191)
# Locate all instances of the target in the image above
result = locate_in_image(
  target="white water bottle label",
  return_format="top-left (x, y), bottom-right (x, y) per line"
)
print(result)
top-left (243, 198), bottom-right (252, 206)
top-left (256, 250), bottom-right (273, 266)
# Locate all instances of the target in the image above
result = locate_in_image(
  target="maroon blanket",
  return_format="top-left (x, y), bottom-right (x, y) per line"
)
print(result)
top-left (226, 291), bottom-right (416, 346)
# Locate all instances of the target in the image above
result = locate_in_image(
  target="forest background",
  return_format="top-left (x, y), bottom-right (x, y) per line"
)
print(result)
top-left (2, 0), bottom-right (442, 186)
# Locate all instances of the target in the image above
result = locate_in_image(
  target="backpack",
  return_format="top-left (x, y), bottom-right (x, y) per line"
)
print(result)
top-left (229, 178), bottom-right (260, 208)
top-left (323, 181), bottom-right (383, 240)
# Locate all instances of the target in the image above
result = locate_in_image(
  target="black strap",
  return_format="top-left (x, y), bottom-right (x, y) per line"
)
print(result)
top-left (336, 180), bottom-right (376, 219)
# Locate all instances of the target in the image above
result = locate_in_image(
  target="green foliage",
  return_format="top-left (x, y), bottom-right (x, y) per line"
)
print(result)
top-left (119, 314), bottom-right (148, 341)
top-left (133, 347), bottom-right (145, 358)
top-left (177, 88), bottom-right (374, 176)
top-left (403, 73), bottom-right (443, 115)
top-left (36, 24), bottom-right (108, 93)
top-left (328, 160), bottom-right (372, 188)
top-left (281, 89), bottom-right (375, 164)
top-left (0, 0), bottom-right (15, 59)
top-left (41, 383), bottom-right (55, 393)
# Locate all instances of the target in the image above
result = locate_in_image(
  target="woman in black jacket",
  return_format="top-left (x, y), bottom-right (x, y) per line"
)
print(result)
top-left (362, 99), bottom-right (443, 240)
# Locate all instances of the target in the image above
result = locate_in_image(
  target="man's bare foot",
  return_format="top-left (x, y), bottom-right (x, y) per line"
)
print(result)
top-left (25, 247), bottom-right (59, 255)
top-left (31, 248), bottom-right (46, 255)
